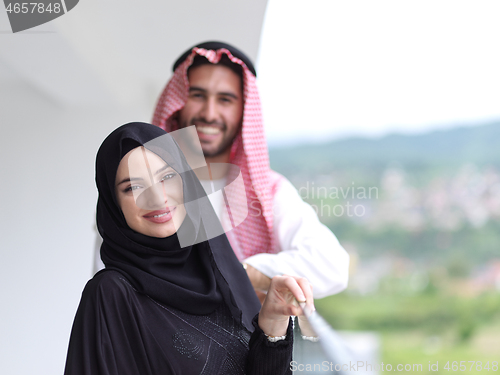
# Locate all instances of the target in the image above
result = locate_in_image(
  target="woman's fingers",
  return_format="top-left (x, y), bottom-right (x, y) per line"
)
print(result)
top-left (295, 276), bottom-right (315, 314)
top-left (268, 275), bottom-right (315, 316)
top-left (258, 275), bottom-right (315, 337)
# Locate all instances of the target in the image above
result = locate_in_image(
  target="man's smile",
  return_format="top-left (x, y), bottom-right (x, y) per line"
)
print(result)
top-left (195, 125), bottom-right (222, 135)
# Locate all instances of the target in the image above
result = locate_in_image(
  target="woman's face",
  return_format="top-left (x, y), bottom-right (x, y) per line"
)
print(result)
top-left (115, 147), bottom-right (186, 238)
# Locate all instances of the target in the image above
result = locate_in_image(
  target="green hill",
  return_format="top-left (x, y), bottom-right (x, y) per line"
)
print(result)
top-left (269, 121), bottom-right (500, 177)
top-left (269, 121), bottom-right (500, 266)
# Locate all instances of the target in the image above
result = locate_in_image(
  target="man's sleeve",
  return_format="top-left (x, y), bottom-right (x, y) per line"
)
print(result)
top-left (244, 178), bottom-right (349, 298)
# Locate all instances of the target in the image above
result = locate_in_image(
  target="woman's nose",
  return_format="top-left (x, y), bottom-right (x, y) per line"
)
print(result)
top-left (144, 183), bottom-right (167, 209)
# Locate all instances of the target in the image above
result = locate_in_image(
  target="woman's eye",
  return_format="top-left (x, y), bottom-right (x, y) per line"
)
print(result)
top-left (161, 173), bottom-right (177, 182)
top-left (124, 185), bottom-right (141, 193)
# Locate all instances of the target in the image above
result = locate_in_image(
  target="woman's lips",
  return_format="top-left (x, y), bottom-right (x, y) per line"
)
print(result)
top-left (143, 207), bottom-right (176, 224)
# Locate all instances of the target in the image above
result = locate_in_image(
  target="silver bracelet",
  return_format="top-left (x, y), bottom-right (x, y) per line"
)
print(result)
top-left (301, 335), bottom-right (320, 342)
top-left (264, 333), bottom-right (287, 342)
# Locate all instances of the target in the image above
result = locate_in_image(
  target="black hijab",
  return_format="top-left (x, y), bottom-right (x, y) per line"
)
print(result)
top-left (95, 122), bottom-right (260, 330)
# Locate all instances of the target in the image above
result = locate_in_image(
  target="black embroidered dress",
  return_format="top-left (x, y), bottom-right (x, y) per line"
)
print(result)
top-left (64, 123), bottom-right (293, 375)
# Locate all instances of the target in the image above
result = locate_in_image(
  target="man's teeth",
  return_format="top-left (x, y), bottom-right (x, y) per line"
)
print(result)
top-left (197, 126), bottom-right (221, 135)
top-left (153, 212), bottom-right (169, 218)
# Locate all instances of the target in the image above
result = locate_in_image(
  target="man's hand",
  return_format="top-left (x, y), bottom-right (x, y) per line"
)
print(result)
top-left (244, 263), bottom-right (271, 291)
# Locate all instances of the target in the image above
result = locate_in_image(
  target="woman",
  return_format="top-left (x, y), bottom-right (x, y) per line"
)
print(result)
top-left (64, 122), bottom-right (314, 375)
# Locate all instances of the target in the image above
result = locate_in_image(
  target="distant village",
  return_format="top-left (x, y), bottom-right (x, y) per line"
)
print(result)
top-left (290, 163), bottom-right (500, 297)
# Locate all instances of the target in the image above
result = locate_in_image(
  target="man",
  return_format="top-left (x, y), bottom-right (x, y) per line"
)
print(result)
top-left (151, 41), bottom-right (349, 299)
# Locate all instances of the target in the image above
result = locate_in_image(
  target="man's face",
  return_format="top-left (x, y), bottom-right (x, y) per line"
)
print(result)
top-left (178, 64), bottom-right (243, 159)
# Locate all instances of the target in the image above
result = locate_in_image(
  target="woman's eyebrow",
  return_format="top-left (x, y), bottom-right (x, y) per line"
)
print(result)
top-left (116, 177), bottom-right (143, 186)
top-left (154, 164), bottom-right (171, 175)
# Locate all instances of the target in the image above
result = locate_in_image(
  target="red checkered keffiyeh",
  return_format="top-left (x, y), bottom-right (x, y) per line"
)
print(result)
top-left (152, 47), bottom-right (283, 259)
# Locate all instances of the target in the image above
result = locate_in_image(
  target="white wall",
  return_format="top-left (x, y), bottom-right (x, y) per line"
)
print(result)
top-left (0, 1), bottom-right (267, 373)
top-left (0, 80), bottom-right (143, 375)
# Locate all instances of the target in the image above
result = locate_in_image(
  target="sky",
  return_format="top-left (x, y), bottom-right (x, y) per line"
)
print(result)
top-left (256, 0), bottom-right (500, 146)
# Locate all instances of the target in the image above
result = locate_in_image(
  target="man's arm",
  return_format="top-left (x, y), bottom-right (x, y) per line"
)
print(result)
top-left (244, 178), bottom-right (349, 299)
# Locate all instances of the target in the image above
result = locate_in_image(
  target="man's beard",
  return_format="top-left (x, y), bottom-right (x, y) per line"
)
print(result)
top-left (202, 131), bottom-right (237, 158)
top-left (181, 118), bottom-right (239, 158)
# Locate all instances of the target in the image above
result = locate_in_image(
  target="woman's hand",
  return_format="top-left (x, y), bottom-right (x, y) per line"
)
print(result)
top-left (258, 275), bottom-right (314, 337)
